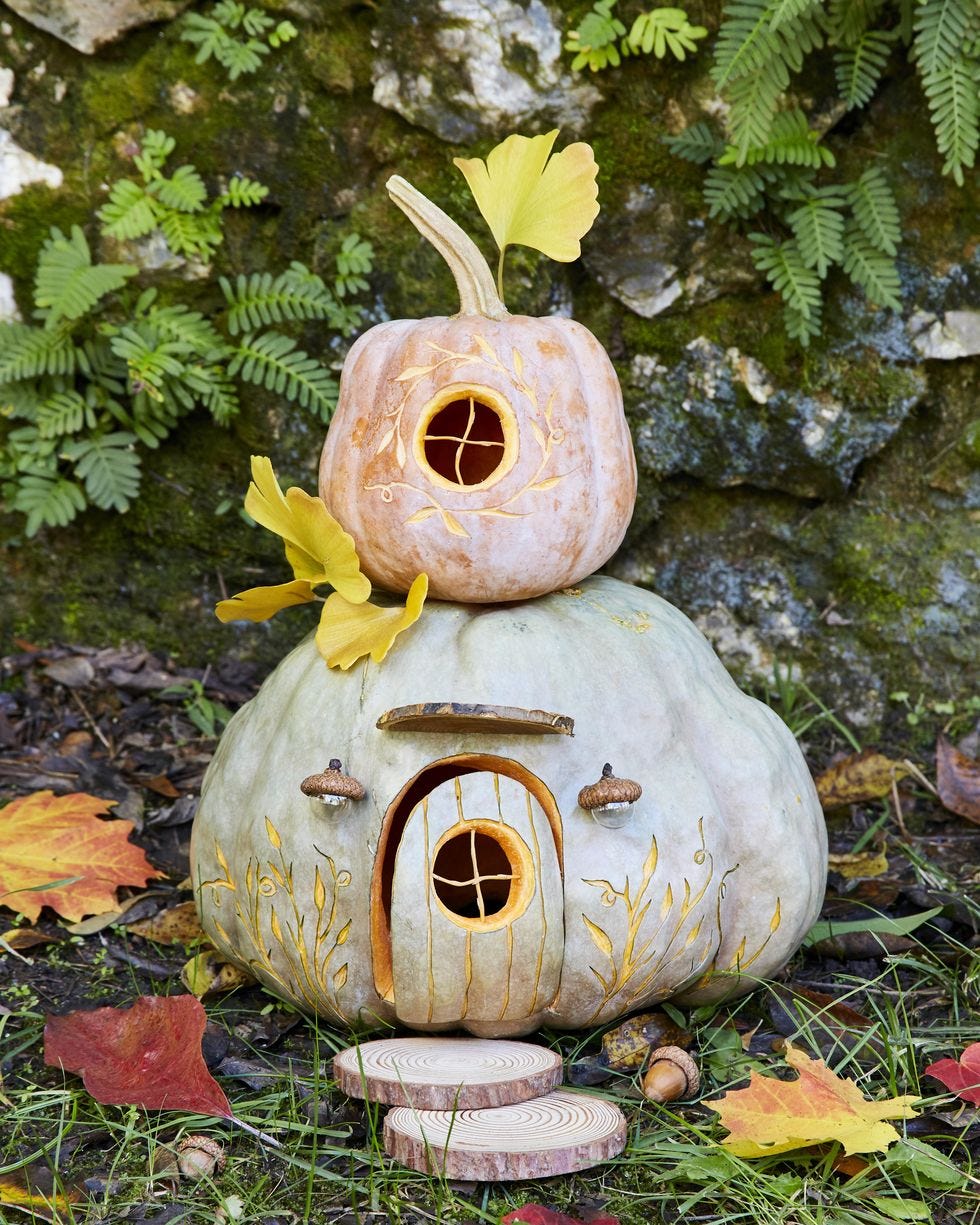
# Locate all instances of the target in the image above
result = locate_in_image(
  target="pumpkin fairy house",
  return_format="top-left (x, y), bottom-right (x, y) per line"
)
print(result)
top-left (191, 132), bottom-right (827, 1041)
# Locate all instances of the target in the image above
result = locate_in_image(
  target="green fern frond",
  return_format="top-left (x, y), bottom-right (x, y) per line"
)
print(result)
top-left (228, 332), bottom-right (338, 419)
top-left (826, 0), bottom-right (886, 47)
top-left (97, 179), bottom-right (160, 241)
top-left (334, 236), bottom-right (374, 297)
top-left (159, 209), bottom-right (223, 259)
top-left (912, 0), bottom-right (974, 76)
top-left (663, 121), bottom-right (726, 163)
top-left (723, 107), bottom-right (836, 168)
top-left (34, 227), bottom-right (137, 329)
top-left (704, 164), bottom-right (769, 218)
top-left (109, 326), bottom-right (192, 399)
top-left (35, 390), bottom-right (95, 440)
top-left (750, 232), bottom-right (823, 320)
top-left (767, 0), bottom-right (823, 32)
top-left (219, 37), bottom-right (269, 78)
top-left (12, 474), bottom-right (87, 536)
top-left (564, 0), bottom-right (626, 71)
top-left (151, 164), bottom-right (208, 213)
top-left (834, 29), bottom-right (896, 107)
top-left (241, 7), bottom-right (274, 36)
top-left (724, 64), bottom-right (789, 162)
top-left (920, 54), bottom-right (979, 186)
top-left (712, 0), bottom-right (785, 84)
top-left (221, 176), bottom-right (269, 207)
top-left (201, 374), bottom-right (240, 425)
top-left (846, 166), bottom-right (901, 254)
top-left (0, 323), bottom-right (76, 382)
top-left (147, 305), bottom-right (226, 357)
top-left (63, 431), bottom-right (141, 512)
top-left (78, 337), bottom-right (127, 393)
top-left (783, 298), bottom-right (823, 346)
top-left (134, 130), bottom-right (175, 181)
top-left (626, 9), bottom-right (708, 61)
top-left (786, 192), bottom-right (847, 276)
top-left (842, 223), bottom-right (902, 308)
top-left (220, 268), bottom-right (342, 335)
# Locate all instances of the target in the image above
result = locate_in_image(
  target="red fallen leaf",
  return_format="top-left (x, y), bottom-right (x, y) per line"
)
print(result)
top-left (502, 1208), bottom-right (620, 1225)
top-left (935, 736), bottom-right (980, 823)
top-left (44, 994), bottom-right (232, 1118)
top-left (924, 1042), bottom-right (980, 1106)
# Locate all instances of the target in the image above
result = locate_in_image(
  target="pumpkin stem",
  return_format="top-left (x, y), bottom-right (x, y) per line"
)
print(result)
top-left (386, 175), bottom-right (509, 320)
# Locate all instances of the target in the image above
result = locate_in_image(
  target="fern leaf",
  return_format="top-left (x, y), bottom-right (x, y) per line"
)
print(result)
top-left (750, 232), bottom-right (823, 319)
top-left (34, 227), bottom-right (137, 328)
top-left (845, 166), bottom-right (901, 254)
top-left (0, 323), bottom-right (76, 382)
top-left (842, 223), bottom-right (902, 309)
top-left (227, 332), bottom-right (339, 419)
top-left (12, 474), bottom-right (87, 536)
top-left (663, 121), bottom-right (726, 164)
top-left (768, 0), bottom-right (823, 30)
top-left (159, 209), bottom-right (223, 259)
top-left (221, 176), bottom-right (269, 207)
top-left (147, 305), bottom-right (226, 357)
top-left (827, 0), bottom-right (888, 47)
top-left (216, 37), bottom-right (268, 79)
top-left (704, 164), bottom-right (769, 218)
top-left (783, 298), bottom-right (823, 346)
top-left (920, 54), bottom-right (979, 186)
top-left (712, 0), bottom-right (784, 84)
top-left (63, 431), bottom-right (141, 512)
top-left (151, 164), bottom-right (207, 213)
top-left (912, 0), bottom-right (974, 76)
top-left (97, 179), bottom-right (161, 240)
top-left (724, 61), bottom-right (790, 162)
top-left (35, 389), bottom-right (94, 439)
top-left (834, 29), bottom-right (895, 107)
top-left (220, 269), bottom-right (343, 335)
top-left (134, 130), bottom-right (175, 181)
top-left (724, 107), bottom-right (836, 168)
top-left (564, 1), bottom-right (627, 71)
top-left (180, 14), bottom-right (229, 64)
top-left (201, 373), bottom-right (240, 425)
top-left (626, 9), bottom-right (709, 61)
top-left (787, 193), bottom-right (846, 275)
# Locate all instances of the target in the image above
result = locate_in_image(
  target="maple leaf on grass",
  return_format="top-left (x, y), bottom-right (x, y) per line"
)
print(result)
top-left (924, 1042), bottom-right (980, 1106)
top-left (705, 1044), bottom-right (920, 1157)
top-left (44, 995), bottom-right (233, 1119)
top-left (0, 790), bottom-right (163, 922)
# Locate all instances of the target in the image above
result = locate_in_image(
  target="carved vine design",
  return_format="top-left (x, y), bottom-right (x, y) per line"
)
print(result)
top-left (580, 819), bottom-right (781, 1022)
top-left (366, 335), bottom-right (571, 539)
top-left (199, 816), bottom-right (352, 1019)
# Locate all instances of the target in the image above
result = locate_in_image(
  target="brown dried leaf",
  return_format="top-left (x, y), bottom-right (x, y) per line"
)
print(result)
top-left (935, 736), bottom-right (980, 823)
top-left (815, 750), bottom-right (910, 810)
top-left (129, 901), bottom-right (207, 946)
top-left (827, 850), bottom-right (889, 880)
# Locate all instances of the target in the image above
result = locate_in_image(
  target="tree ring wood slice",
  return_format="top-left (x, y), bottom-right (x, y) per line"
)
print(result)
top-left (333, 1037), bottom-right (563, 1109)
top-left (383, 1089), bottom-right (627, 1181)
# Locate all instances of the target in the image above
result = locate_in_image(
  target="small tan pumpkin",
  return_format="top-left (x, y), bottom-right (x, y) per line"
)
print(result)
top-left (318, 178), bottom-right (637, 603)
top-left (191, 576), bottom-right (827, 1038)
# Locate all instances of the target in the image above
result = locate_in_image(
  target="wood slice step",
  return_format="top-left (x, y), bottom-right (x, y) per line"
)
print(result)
top-left (333, 1037), bottom-right (563, 1110)
top-left (383, 1089), bottom-right (627, 1181)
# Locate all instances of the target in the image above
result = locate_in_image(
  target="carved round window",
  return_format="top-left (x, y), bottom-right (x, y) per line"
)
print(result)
top-left (414, 384), bottom-right (517, 492)
top-left (431, 820), bottom-right (533, 931)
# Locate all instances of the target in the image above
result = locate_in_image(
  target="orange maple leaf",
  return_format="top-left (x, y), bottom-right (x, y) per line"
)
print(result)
top-left (705, 1044), bottom-right (920, 1158)
top-left (0, 791), bottom-right (163, 923)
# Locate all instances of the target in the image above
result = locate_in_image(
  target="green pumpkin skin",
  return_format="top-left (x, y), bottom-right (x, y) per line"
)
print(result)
top-left (191, 576), bottom-right (826, 1036)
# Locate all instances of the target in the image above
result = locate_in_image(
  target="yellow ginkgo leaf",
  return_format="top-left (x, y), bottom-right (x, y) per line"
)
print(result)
top-left (244, 456), bottom-right (371, 603)
top-left (453, 129), bottom-right (599, 263)
top-left (315, 573), bottom-right (428, 670)
top-left (215, 579), bottom-right (315, 623)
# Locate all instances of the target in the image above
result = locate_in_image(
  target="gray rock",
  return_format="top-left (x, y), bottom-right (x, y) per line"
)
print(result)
top-left (908, 310), bottom-right (980, 360)
top-left (0, 67), bottom-right (13, 107)
top-left (0, 273), bottom-right (20, 321)
top-left (0, 127), bottom-right (62, 199)
top-left (371, 0), bottom-right (601, 143)
top-left (3, 0), bottom-right (192, 55)
top-left (627, 336), bottom-right (927, 499)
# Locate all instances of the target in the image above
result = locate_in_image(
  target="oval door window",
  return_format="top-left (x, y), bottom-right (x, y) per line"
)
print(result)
top-left (431, 819), bottom-right (534, 932)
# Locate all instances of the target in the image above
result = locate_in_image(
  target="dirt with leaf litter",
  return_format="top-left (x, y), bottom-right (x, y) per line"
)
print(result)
top-left (1, 638), bottom-right (979, 1225)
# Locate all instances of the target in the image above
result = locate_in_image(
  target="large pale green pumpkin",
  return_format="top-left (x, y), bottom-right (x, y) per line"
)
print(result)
top-left (191, 575), bottom-right (826, 1037)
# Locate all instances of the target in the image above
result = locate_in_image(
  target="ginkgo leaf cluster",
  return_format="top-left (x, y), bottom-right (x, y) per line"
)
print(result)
top-left (215, 456), bottom-right (427, 670)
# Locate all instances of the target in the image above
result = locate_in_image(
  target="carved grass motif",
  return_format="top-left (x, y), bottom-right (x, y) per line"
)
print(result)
top-left (581, 819), bottom-right (781, 1022)
top-left (199, 817), bottom-right (352, 1019)
top-left (366, 336), bottom-right (570, 537)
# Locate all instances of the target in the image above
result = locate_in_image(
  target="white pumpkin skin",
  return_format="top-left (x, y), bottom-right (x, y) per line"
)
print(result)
top-left (191, 576), bottom-right (826, 1037)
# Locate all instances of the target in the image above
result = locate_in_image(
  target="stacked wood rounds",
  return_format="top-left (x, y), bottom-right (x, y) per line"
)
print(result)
top-left (333, 1037), bottom-right (627, 1180)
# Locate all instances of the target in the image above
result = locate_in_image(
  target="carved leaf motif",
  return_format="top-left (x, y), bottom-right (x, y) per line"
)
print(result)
top-left (513, 348), bottom-right (524, 378)
top-left (404, 506), bottom-right (439, 524)
top-left (528, 419), bottom-right (547, 452)
top-left (395, 433), bottom-right (407, 468)
top-left (529, 476), bottom-right (563, 492)
top-left (583, 915), bottom-right (614, 960)
top-left (336, 919), bottom-right (351, 945)
top-left (394, 365), bottom-right (435, 381)
top-left (333, 963), bottom-right (349, 990)
top-left (473, 334), bottom-right (498, 362)
top-left (376, 427), bottom-right (395, 455)
top-left (474, 507), bottom-right (524, 518)
top-left (440, 510), bottom-right (470, 537)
